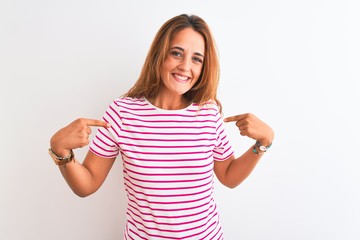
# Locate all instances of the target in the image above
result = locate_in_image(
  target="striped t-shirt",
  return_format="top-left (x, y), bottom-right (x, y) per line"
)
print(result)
top-left (90, 97), bottom-right (234, 240)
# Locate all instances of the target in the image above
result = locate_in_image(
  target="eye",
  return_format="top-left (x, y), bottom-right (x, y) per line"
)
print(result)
top-left (170, 50), bottom-right (182, 58)
top-left (192, 56), bottom-right (203, 63)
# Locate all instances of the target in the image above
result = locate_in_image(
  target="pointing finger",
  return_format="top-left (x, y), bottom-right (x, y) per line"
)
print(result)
top-left (224, 114), bottom-right (247, 123)
top-left (84, 119), bottom-right (111, 128)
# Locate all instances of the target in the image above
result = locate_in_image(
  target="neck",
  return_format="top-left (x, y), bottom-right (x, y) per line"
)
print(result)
top-left (148, 95), bottom-right (189, 110)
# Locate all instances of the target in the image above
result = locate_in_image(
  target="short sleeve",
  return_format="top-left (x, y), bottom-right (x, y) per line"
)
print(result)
top-left (212, 106), bottom-right (234, 161)
top-left (89, 100), bottom-right (121, 158)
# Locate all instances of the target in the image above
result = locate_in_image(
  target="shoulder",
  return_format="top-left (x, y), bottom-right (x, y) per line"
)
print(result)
top-left (108, 96), bottom-right (148, 110)
top-left (193, 100), bottom-right (221, 115)
top-left (113, 96), bottom-right (146, 105)
top-left (102, 97), bottom-right (149, 125)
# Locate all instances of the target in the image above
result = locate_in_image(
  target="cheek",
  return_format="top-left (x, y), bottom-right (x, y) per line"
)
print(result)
top-left (161, 60), bottom-right (174, 76)
top-left (160, 64), bottom-right (169, 78)
top-left (193, 66), bottom-right (203, 80)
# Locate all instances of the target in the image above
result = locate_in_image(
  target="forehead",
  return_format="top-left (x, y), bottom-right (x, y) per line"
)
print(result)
top-left (170, 28), bottom-right (205, 54)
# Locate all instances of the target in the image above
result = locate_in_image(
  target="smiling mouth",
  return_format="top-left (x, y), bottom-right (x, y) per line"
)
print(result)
top-left (173, 73), bottom-right (190, 82)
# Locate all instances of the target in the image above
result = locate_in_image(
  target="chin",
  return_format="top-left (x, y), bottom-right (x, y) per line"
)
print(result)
top-left (176, 88), bottom-right (192, 96)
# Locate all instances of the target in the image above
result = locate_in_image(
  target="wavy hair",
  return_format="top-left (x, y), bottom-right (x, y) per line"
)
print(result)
top-left (124, 14), bottom-right (222, 112)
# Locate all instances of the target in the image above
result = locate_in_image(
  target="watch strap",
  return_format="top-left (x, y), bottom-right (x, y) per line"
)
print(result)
top-left (255, 140), bottom-right (272, 151)
top-left (48, 148), bottom-right (74, 166)
top-left (253, 141), bottom-right (272, 155)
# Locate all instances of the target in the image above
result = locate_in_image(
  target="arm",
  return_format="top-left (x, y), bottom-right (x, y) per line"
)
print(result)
top-left (214, 113), bottom-right (274, 188)
top-left (50, 118), bottom-right (115, 197)
top-left (214, 148), bottom-right (262, 188)
top-left (56, 151), bottom-right (115, 197)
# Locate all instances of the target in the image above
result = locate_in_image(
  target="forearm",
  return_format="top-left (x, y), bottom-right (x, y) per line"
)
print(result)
top-left (223, 145), bottom-right (264, 188)
top-left (50, 140), bottom-right (97, 197)
top-left (49, 118), bottom-right (113, 197)
top-left (221, 112), bottom-right (274, 188)
top-left (58, 159), bottom-right (97, 197)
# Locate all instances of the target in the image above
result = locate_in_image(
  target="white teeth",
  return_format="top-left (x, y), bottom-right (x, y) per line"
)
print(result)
top-left (174, 74), bottom-right (188, 81)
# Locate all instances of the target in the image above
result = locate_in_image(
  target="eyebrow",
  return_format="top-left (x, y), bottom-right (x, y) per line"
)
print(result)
top-left (171, 46), bottom-right (204, 58)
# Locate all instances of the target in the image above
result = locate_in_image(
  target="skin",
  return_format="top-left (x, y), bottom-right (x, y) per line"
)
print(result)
top-left (50, 27), bottom-right (274, 197)
top-left (150, 27), bottom-right (204, 110)
top-left (215, 113), bottom-right (273, 188)
top-left (50, 118), bottom-right (115, 197)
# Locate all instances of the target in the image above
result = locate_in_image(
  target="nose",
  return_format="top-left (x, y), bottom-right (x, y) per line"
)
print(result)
top-left (178, 56), bottom-right (191, 72)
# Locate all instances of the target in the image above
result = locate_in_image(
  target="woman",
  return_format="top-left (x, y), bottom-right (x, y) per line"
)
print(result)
top-left (49, 14), bottom-right (274, 239)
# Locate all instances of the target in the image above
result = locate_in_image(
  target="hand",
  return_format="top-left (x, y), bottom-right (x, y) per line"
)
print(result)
top-left (224, 113), bottom-right (274, 145)
top-left (50, 118), bottom-right (111, 157)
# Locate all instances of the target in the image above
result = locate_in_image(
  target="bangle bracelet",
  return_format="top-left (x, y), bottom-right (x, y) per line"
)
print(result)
top-left (48, 148), bottom-right (75, 167)
top-left (253, 141), bottom-right (272, 155)
top-left (255, 140), bottom-right (272, 152)
top-left (252, 145), bottom-right (264, 155)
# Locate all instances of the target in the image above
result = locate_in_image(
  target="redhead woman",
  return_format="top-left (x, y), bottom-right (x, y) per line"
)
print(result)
top-left (49, 14), bottom-right (274, 239)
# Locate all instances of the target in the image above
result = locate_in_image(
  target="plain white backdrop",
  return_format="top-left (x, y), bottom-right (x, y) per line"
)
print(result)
top-left (1, 0), bottom-right (359, 239)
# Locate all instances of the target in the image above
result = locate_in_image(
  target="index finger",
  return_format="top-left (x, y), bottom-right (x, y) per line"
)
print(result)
top-left (224, 114), bottom-right (247, 123)
top-left (85, 119), bottom-right (111, 128)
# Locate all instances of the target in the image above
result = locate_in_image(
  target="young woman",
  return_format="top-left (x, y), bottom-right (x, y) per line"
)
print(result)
top-left (49, 14), bottom-right (274, 239)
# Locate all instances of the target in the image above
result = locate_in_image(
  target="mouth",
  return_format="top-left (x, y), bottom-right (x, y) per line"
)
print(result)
top-left (172, 73), bottom-right (191, 83)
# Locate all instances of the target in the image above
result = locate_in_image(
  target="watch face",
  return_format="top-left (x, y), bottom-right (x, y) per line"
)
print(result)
top-left (259, 145), bottom-right (267, 151)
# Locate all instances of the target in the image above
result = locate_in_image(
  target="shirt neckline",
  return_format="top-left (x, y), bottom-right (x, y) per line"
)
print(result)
top-left (143, 97), bottom-right (194, 113)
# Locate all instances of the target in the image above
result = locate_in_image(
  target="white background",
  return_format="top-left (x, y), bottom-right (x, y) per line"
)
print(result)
top-left (1, 0), bottom-right (359, 239)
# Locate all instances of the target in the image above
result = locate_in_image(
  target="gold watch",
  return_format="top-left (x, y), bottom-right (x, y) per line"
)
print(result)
top-left (48, 148), bottom-right (74, 166)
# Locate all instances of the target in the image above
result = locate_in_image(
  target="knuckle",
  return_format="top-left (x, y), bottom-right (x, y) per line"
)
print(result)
top-left (248, 113), bottom-right (256, 120)
top-left (75, 118), bottom-right (82, 123)
top-left (80, 138), bottom-right (88, 145)
top-left (245, 113), bottom-right (254, 120)
top-left (77, 118), bottom-right (86, 125)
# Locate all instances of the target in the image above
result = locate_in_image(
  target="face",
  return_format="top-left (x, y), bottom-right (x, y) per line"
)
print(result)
top-left (159, 27), bottom-right (205, 99)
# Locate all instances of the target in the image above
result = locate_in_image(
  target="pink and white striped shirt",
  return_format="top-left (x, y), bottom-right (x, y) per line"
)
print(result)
top-left (90, 97), bottom-right (234, 240)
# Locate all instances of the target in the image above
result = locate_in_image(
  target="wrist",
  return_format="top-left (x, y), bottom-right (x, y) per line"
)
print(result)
top-left (257, 136), bottom-right (274, 147)
top-left (258, 128), bottom-right (274, 146)
top-left (50, 138), bottom-right (70, 158)
top-left (252, 140), bottom-right (272, 155)
top-left (50, 148), bottom-right (71, 158)
top-left (48, 148), bottom-right (75, 166)
top-left (258, 140), bottom-right (272, 147)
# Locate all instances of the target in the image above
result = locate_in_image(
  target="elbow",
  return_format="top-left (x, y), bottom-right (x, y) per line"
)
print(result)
top-left (75, 192), bottom-right (91, 198)
top-left (71, 187), bottom-right (95, 198)
top-left (219, 178), bottom-right (244, 189)
top-left (224, 182), bottom-right (240, 189)
top-left (218, 180), bottom-right (237, 189)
